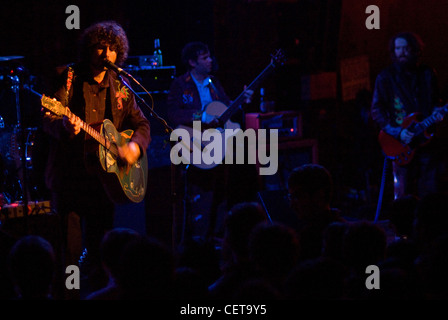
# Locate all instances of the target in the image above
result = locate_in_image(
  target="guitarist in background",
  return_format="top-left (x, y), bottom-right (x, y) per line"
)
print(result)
top-left (42, 20), bottom-right (151, 295)
top-left (166, 41), bottom-right (255, 241)
top-left (371, 31), bottom-right (447, 200)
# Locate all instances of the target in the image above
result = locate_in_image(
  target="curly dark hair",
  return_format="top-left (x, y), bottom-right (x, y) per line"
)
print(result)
top-left (389, 31), bottom-right (424, 63)
top-left (181, 41), bottom-right (209, 70)
top-left (79, 20), bottom-right (129, 66)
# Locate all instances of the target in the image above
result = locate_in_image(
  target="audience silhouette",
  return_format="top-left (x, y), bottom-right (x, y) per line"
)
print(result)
top-left (208, 202), bottom-right (268, 299)
top-left (321, 221), bottom-right (350, 264)
top-left (85, 227), bottom-right (142, 300)
top-left (414, 191), bottom-right (448, 254)
top-left (247, 222), bottom-right (301, 293)
top-left (416, 234), bottom-right (448, 299)
top-left (115, 236), bottom-right (175, 300)
top-left (3, 163), bottom-right (448, 301)
top-left (287, 164), bottom-right (346, 261)
top-left (175, 236), bottom-right (221, 291)
top-left (0, 229), bottom-right (16, 300)
top-left (7, 235), bottom-right (56, 300)
top-left (283, 257), bottom-right (347, 300)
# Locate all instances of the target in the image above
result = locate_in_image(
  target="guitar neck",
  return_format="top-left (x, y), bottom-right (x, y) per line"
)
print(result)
top-left (40, 95), bottom-right (114, 153)
top-left (414, 105), bottom-right (448, 135)
top-left (29, 90), bottom-right (117, 155)
top-left (61, 108), bottom-right (108, 148)
top-left (219, 62), bottom-right (276, 124)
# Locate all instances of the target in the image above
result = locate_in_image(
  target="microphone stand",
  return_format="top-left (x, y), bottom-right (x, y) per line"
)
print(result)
top-left (116, 72), bottom-right (190, 250)
top-left (118, 73), bottom-right (172, 135)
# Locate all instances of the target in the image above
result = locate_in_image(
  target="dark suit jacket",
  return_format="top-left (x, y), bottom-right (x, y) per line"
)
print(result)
top-left (166, 72), bottom-right (231, 128)
top-left (42, 63), bottom-right (151, 192)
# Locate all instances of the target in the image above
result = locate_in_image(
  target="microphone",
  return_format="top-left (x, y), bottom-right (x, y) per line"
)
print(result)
top-left (103, 59), bottom-right (131, 77)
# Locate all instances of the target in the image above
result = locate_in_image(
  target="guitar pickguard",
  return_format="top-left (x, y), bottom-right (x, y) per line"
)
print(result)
top-left (99, 119), bottom-right (148, 203)
top-left (105, 151), bottom-right (116, 170)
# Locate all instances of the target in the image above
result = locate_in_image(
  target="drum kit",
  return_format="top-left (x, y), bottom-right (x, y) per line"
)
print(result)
top-left (0, 55), bottom-right (48, 210)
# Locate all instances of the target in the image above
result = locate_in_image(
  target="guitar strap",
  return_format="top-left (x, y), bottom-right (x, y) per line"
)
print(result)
top-left (65, 66), bottom-right (74, 107)
top-left (64, 66), bottom-right (113, 121)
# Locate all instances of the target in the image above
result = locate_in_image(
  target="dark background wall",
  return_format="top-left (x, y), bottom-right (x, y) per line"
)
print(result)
top-left (3, 0), bottom-right (448, 105)
top-left (2, 0), bottom-right (448, 243)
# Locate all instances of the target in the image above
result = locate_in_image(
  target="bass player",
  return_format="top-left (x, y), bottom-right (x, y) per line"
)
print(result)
top-left (371, 31), bottom-right (447, 200)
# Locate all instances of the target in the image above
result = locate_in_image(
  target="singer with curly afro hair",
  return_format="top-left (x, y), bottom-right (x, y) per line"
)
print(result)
top-left (79, 20), bottom-right (129, 66)
top-left (42, 20), bottom-right (151, 286)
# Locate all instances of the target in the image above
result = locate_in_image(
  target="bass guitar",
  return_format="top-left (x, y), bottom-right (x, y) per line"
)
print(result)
top-left (378, 105), bottom-right (448, 166)
top-left (28, 87), bottom-right (148, 203)
top-left (177, 49), bottom-right (285, 169)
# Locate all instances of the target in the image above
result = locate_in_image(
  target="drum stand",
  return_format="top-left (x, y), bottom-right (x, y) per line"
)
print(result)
top-left (10, 71), bottom-right (31, 229)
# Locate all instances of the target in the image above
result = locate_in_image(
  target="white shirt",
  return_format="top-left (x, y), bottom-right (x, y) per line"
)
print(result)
top-left (191, 73), bottom-right (213, 111)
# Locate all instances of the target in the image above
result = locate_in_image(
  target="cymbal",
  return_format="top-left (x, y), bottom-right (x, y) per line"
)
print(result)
top-left (0, 56), bottom-right (24, 62)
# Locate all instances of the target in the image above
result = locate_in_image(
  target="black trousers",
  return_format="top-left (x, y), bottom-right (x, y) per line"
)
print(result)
top-left (50, 180), bottom-right (114, 267)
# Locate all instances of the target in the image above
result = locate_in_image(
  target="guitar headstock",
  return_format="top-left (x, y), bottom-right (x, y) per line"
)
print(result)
top-left (41, 95), bottom-right (65, 116)
top-left (270, 49), bottom-right (286, 67)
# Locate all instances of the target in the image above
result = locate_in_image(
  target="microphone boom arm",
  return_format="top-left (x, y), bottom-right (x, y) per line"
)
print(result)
top-left (115, 71), bottom-right (173, 135)
top-left (103, 58), bottom-right (173, 133)
top-left (105, 59), bottom-right (191, 152)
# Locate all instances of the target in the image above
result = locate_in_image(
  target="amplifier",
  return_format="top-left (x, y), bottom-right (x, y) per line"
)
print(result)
top-left (126, 55), bottom-right (160, 68)
top-left (1, 200), bottom-right (52, 221)
top-left (245, 111), bottom-right (302, 140)
top-left (123, 63), bottom-right (176, 95)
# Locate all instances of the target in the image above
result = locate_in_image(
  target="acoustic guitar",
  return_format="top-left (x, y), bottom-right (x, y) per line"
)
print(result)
top-left (177, 49), bottom-right (285, 169)
top-left (28, 87), bottom-right (148, 203)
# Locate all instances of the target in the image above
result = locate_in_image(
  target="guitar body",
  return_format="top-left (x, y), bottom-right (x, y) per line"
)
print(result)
top-left (174, 49), bottom-right (285, 170)
top-left (97, 119), bottom-right (148, 203)
top-left (29, 91), bottom-right (149, 204)
top-left (178, 101), bottom-right (241, 170)
top-left (201, 101), bottom-right (240, 129)
top-left (378, 112), bottom-right (434, 166)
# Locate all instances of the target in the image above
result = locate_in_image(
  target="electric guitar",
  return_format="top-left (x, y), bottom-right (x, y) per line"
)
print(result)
top-left (30, 89), bottom-right (148, 203)
top-left (177, 49), bottom-right (285, 169)
top-left (378, 104), bottom-right (448, 165)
